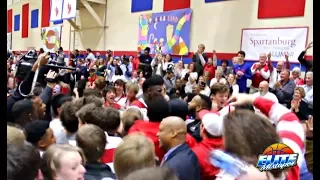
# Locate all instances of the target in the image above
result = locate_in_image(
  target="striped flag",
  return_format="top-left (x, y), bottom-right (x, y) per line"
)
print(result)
top-left (62, 0), bottom-right (77, 20)
top-left (50, 0), bottom-right (63, 22)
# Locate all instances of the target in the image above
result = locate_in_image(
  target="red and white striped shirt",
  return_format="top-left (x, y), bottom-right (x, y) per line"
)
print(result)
top-left (254, 97), bottom-right (305, 180)
top-left (216, 97), bottom-right (304, 180)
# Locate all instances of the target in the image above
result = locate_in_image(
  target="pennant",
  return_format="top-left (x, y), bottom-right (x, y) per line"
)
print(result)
top-left (62, 0), bottom-right (77, 19)
top-left (50, 0), bottom-right (63, 22)
top-left (14, 14), bottom-right (20, 31)
top-left (131, 0), bottom-right (153, 13)
top-left (7, 9), bottom-right (13, 33)
top-left (41, 0), bottom-right (50, 27)
top-left (163, 0), bottom-right (190, 11)
top-left (205, 0), bottom-right (225, 2)
top-left (258, 0), bottom-right (306, 19)
top-left (53, 20), bottom-right (64, 24)
top-left (22, 3), bottom-right (29, 38)
top-left (31, 9), bottom-right (39, 28)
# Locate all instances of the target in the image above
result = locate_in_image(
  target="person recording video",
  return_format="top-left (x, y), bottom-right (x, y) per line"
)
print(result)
top-left (138, 47), bottom-right (153, 79)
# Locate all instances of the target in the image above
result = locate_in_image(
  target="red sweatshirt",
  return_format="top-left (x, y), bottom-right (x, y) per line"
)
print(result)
top-left (192, 138), bottom-right (224, 180)
top-left (203, 63), bottom-right (215, 80)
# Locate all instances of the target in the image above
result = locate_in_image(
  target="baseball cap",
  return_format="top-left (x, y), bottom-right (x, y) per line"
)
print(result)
top-left (201, 113), bottom-right (224, 137)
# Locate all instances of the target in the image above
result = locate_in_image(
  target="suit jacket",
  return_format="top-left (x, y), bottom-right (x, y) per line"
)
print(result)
top-left (163, 143), bottom-right (201, 180)
top-left (192, 53), bottom-right (208, 75)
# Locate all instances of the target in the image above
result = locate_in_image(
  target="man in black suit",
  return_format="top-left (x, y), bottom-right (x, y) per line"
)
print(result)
top-left (157, 116), bottom-right (200, 180)
top-left (192, 44), bottom-right (208, 77)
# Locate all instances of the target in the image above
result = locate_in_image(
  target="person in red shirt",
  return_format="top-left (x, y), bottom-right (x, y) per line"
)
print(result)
top-left (203, 57), bottom-right (216, 80)
top-left (88, 68), bottom-right (98, 87)
top-left (250, 53), bottom-right (270, 94)
top-left (131, 53), bottom-right (140, 71)
top-left (192, 113), bottom-right (224, 180)
top-left (103, 86), bottom-right (121, 110)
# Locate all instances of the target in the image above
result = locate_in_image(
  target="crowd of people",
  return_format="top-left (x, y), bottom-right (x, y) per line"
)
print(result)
top-left (7, 42), bottom-right (313, 180)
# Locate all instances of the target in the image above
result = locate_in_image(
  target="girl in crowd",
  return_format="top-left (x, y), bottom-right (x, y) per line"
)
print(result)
top-left (174, 60), bottom-right (185, 80)
top-left (183, 63), bottom-right (198, 94)
top-left (227, 73), bottom-right (239, 96)
top-left (41, 144), bottom-right (86, 180)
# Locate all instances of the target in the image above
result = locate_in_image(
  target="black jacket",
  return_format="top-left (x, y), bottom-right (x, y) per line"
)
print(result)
top-left (84, 162), bottom-right (116, 180)
top-left (163, 143), bottom-right (201, 180)
top-left (298, 51), bottom-right (313, 72)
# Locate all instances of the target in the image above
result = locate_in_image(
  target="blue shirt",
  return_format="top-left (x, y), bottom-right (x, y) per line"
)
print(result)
top-left (233, 63), bottom-right (252, 93)
top-left (163, 144), bottom-right (183, 161)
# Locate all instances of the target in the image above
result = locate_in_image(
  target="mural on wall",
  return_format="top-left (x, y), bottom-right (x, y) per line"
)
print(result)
top-left (138, 8), bottom-right (192, 55)
top-left (7, 33), bottom-right (12, 51)
top-left (41, 26), bottom-right (62, 52)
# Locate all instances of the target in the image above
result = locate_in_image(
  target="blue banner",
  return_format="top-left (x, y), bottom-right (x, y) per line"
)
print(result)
top-left (138, 8), bottom-right (192, 55)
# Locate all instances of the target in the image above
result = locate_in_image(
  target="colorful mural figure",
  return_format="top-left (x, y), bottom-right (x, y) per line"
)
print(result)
top-left (41, 26), bottom-right (62, 52)
top-left (138, 8), bottom-right (192, 55)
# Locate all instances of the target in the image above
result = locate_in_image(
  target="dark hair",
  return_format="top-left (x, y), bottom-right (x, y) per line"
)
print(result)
top-left (103, 85), bottom-right (116, 98)
top-left (86, 48), bottom-right (92, 52)
top-left (221, 60), bottom-right (229, 66)
top-left (237, 50), bottom-right (246, 57)
top-left (142, 75), bottom-right (164, 92)
top-left (7, 144), bottom-right (41, 180)
top-left (60, 102), bottom-right (79, 133)
top-left (51, 93), bottom-right (73, 117)
top-left (147, 97), bottom-right (169, 122)
top-left (198, 94), bottom-right (212, 110)
top-left (166, 54), bottom-right (173, 62)
top-left (115, 66), bottom-right (123, 76)
top-left (104, 107), bottom-right (121, 131)
top-left (39, 48), bottom-right (44, 54)
top-left (123, 167), bottom-right (178, 180)
top-left (24, 120), bottom-right (50, 146)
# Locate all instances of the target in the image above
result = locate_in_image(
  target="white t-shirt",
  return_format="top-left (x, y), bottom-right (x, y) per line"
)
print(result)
top-left (49, 118), bottom-right (64, 138)
top-left (86, 52), bottom-right (96, 61)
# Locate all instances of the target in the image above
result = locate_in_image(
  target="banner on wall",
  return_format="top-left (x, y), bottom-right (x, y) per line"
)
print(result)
top-left (138, 8), bottom-right (192, 55)
top-left (7, 33), bottom-right (12, 51)
top-left (62, 0), bottom-right (77, 20)
top-left (241, 27), bottom-right (308, 62)
top-left (50, 0), bottom-right (63, 22)
top-left (41, 26), bottom-right (62, 52)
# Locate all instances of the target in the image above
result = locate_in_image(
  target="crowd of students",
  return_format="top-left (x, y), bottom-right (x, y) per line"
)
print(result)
top-left (7, 42), bottom-right (313, 180)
